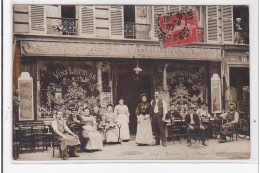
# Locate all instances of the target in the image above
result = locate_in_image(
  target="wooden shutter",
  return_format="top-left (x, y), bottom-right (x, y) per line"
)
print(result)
top-left (80, 5), bottom-right (95, 37)
top-left (110, 5), bottom-right (124, 39)
top-left (152, 5), bottom-right (166, 40)
top-left (29, 5), bottom-right (46, 34)
top-left (168, 5), bottom-right (180, 13)
top-left (222, 6), bottom-right (233, 44)
top-left (206, 5), bottom-right (219, 43)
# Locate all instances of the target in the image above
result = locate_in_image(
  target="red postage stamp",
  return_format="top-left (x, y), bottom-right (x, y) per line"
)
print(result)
top-left (158, 9), bottom-right (200, 47)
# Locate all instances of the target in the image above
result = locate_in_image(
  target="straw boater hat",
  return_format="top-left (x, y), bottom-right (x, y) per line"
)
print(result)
top-left (229, 102), bottom-right (236, 108)
top-left (70, 107), bottom-right (78, 111)
top-left (140, 93), bottom-right (148, 98)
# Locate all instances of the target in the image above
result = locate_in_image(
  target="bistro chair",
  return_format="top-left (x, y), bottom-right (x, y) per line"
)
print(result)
top-left (186, 125), bottom-right (202, 146)
top-left (227, 122), bottom-right (238, 141)
top-left (32, 125), bottom-right (48, 152)
top-left (200, 117), bottom-right (212, 140)
top-left (70, 125), bottom-right (85, 152)
top-left (220, 118), bottom-right (238, 141)
top-left (17, 125), bottom-right (34, 153)
top-left (50, 127), bottom-right (63, 158)
top-left (167, 118), bottom-right (183, 144)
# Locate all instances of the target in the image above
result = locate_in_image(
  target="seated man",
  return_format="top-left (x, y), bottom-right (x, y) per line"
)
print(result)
top-left (51, 111), bottom-right (80, 160)
top-left (196, 102), bottom-right (212, 138)
top-left (185, 106), bottom-right (207, 146)
top-left (196, 102), bottom-right (211, 118)
top-left (165, 103), bottom-right (182, 140)
top-left (166, 103), bottom-right (182, 122)
top-left (66, 107), bottom-right (82, 128)
top-left (218, 103), bottom-right (239, 143)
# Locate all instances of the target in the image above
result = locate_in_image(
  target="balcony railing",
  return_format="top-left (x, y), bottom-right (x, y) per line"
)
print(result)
top-left (46, 17), bottom-right (78, 35)
top-left (124, 22), bottom-right (151, 40)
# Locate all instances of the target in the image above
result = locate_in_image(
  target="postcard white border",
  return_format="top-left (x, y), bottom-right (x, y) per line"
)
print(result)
top-left (2, 0), bottom-right (259, 172)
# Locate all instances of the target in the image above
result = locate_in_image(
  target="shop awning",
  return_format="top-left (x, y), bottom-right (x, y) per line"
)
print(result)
top-left (20, 41), bottom-right (222, 61)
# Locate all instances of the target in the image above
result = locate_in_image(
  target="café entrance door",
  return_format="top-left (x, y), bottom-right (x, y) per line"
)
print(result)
top-left (117, 73), bottom-right (151, 134)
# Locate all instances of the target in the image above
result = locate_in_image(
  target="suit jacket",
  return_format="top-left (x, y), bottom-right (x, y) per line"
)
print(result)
top-left (66, 114), bottom-right (82, 127)
top-left (166, 110), bottom-right (182, 120)
top-left (185, 113), bottom-right (201, 126)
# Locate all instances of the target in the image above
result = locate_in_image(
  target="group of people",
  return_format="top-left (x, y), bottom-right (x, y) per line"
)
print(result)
top-left (51, 91), bottom-right (240, 159)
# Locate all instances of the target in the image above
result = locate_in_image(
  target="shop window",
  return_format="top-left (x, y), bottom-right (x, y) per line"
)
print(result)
top-left (38, 60), bottom-right (99, 120)
top-left (166, 65), bottom-right (206, 117)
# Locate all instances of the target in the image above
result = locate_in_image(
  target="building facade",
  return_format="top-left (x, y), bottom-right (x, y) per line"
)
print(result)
top-left (13, 5), bottom-right (249, 133)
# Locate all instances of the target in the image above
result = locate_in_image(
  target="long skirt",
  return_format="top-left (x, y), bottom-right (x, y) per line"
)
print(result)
top-left (82, 128), bottom-right (103, 150)
top-left (58, 133), bottom-right (81, 151)
top-left (105, 126), bottom-right (120, 142)
top-left (136, 115), bottom-right (154, 144)
top-left (117, 113), bottom-right (130, 140)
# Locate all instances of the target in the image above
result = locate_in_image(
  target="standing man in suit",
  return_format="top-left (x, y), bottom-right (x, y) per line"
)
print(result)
top-left (151, 91), bottom-right (168, 147)
top-left (185, 106), bottom-right (207, 146)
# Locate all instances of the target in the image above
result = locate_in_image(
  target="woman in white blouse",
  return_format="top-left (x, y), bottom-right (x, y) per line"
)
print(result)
top-left (114, 98), bottom-right (130, 141)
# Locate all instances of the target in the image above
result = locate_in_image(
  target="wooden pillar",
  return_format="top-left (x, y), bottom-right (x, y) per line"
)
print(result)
top-left (97, 62), bottom-right (103, 93)
top-left (163, 64), bottom-right (168, 91)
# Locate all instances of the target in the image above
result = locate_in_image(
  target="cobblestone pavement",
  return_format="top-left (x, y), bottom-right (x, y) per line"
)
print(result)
top-left (15, 136), bottom-right (250, 161)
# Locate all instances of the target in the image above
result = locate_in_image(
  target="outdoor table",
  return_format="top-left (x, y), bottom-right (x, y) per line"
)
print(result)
top-left (15, 125), bottom-right (49, 153)
top-left (210, 118), bottom-right (223, 139)
top-left (98, 123), bottom-right (122, 144)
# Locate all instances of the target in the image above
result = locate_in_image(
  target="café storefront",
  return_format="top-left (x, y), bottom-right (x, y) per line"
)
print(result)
top-left (15, 39), bottom-right (225, 133)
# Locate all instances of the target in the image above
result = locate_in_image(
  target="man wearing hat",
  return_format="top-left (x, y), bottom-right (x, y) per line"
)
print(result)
top-left (185, 106), bottom-right (207, 146)
top-left (151, 91), bottom-right (168, 147)
top-left (166, 103), bottom-right (182, 120)
top-left (218, 103), bottom-right (239, 143)
top-left (66, 107), bottom-right (82, 128)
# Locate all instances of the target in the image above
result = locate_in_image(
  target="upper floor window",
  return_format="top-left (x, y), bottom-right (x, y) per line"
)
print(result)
top-left (46, 5), bottom-right (78, 35)
top-left (124, 5), bottom-right (151, 40)
top-left (233, 6), bottom-right (249, 44)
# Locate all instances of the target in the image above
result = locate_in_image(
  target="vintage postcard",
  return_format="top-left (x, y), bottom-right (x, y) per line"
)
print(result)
top-left (10, 3), bottom-right (254, 163)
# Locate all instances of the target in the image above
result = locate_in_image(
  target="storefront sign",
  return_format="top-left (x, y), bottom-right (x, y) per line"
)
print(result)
top-left (18, 72), bottom-right (34, 121)
top-left (21, 41), bottom-right (222, 61)
top-left (158, 9), bottom-right (200, 47)
top-left (100, 92), bottom-right (113, 108)
top-left (211, 74), bottom-right (222, 113)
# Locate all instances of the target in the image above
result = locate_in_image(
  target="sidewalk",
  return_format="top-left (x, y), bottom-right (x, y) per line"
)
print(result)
top-left (16, 137), bottom-right (250, 161)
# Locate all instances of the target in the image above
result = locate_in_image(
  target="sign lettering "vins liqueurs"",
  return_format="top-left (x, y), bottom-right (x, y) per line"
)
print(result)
top-left (52, 67), bottom-right (95, 79)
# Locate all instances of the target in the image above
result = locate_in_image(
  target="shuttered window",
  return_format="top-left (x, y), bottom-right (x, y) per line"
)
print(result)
top-left (168, 6), bottom-right (180, 13)
top-left (80, 5), bottom-right (95, 36)
top-left (110, 5), bottom-right (123, 39)
top-left (152, 5), bottom-right (166, 40)
top-left (29, 5), bottom-right (45, 34)
top-left (222, 6), bottom-right (233, 43)
top-left (206, 6), bottom-right (219, 43)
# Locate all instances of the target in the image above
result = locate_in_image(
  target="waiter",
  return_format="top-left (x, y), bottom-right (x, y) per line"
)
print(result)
top-left (151, 91), bottom-right (168, 147)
